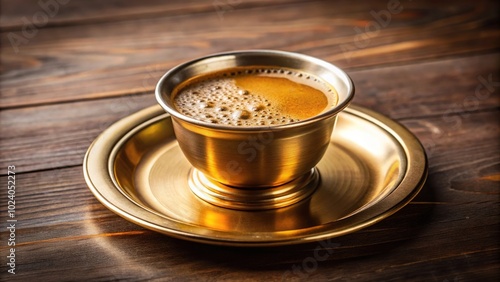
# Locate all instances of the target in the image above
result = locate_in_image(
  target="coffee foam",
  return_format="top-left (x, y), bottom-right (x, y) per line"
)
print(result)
top-left (172, 67), bottom-right (337, 126)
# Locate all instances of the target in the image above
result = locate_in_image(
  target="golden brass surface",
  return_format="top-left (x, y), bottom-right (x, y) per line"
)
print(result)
top-left (189, 167), bottom-right (320, 210)
top-left (156, 50), bottom-right (355, 187)
top-left (84, 105), bottom-right (427, 246)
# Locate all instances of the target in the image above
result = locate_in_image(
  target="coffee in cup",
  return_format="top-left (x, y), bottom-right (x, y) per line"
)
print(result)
top-left (172, 67), bottom-right (338, 127)
top-left (156, 50), bottom-right (354, 209)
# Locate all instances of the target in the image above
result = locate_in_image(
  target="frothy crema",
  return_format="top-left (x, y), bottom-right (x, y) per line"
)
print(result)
top-left (172, 67), bottom-right (337, 126)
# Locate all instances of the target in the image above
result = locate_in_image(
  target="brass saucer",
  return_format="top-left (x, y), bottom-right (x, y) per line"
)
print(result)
top-left (84, 105), bottom-right (427, 246)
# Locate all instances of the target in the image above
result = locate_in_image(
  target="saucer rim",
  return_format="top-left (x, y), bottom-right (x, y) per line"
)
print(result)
top-left (83, 105), bottom-right (427, 247)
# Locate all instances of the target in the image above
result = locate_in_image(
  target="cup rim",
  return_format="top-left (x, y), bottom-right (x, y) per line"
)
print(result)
top-left (155, 49), bottom-right (355, 131)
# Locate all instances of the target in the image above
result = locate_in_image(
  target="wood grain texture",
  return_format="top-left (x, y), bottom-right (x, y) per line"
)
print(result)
top-left (0, 0), bottom-right (311, 29)
top-left (1, 0), bottom-right (499, 108)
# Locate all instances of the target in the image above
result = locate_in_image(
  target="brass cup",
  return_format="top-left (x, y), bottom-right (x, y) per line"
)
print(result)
top-left (156, 50), bottom-right (354, 207)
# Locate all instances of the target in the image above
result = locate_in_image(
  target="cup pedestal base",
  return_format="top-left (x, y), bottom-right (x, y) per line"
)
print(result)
top-left (188, 168), bottom-right (320, 210)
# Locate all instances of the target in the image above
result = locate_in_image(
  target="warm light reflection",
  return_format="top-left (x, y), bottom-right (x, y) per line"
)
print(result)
top-left (84, 207), bottom-right (153, 276)
top-left (199, 208), bottom-right (233, 231)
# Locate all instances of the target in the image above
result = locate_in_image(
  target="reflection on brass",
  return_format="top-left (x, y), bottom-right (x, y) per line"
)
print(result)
top-left (189, 168), bottom-right (319, 210)
top-left (155, 50), bottom-right (355, 187)
top-left (83, 105), bottom-right (427, 246)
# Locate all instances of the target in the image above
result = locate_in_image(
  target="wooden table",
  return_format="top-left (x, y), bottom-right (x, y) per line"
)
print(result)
top-left (1, 0), bottom-right (498, 280)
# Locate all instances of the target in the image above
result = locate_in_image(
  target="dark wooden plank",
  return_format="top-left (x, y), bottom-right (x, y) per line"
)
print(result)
top-left (1, 210), bottom-right (497, 281)
top-left (350, 53), bottom-right (500, 120)
top-left (1, 53), bottom-right (498, 173)
top-left (0, 0), bottom-right (312, 30)
top-left (1, 0), bottom-right (498, 108)
top-left (0, 93), bottom-right (156, 173)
